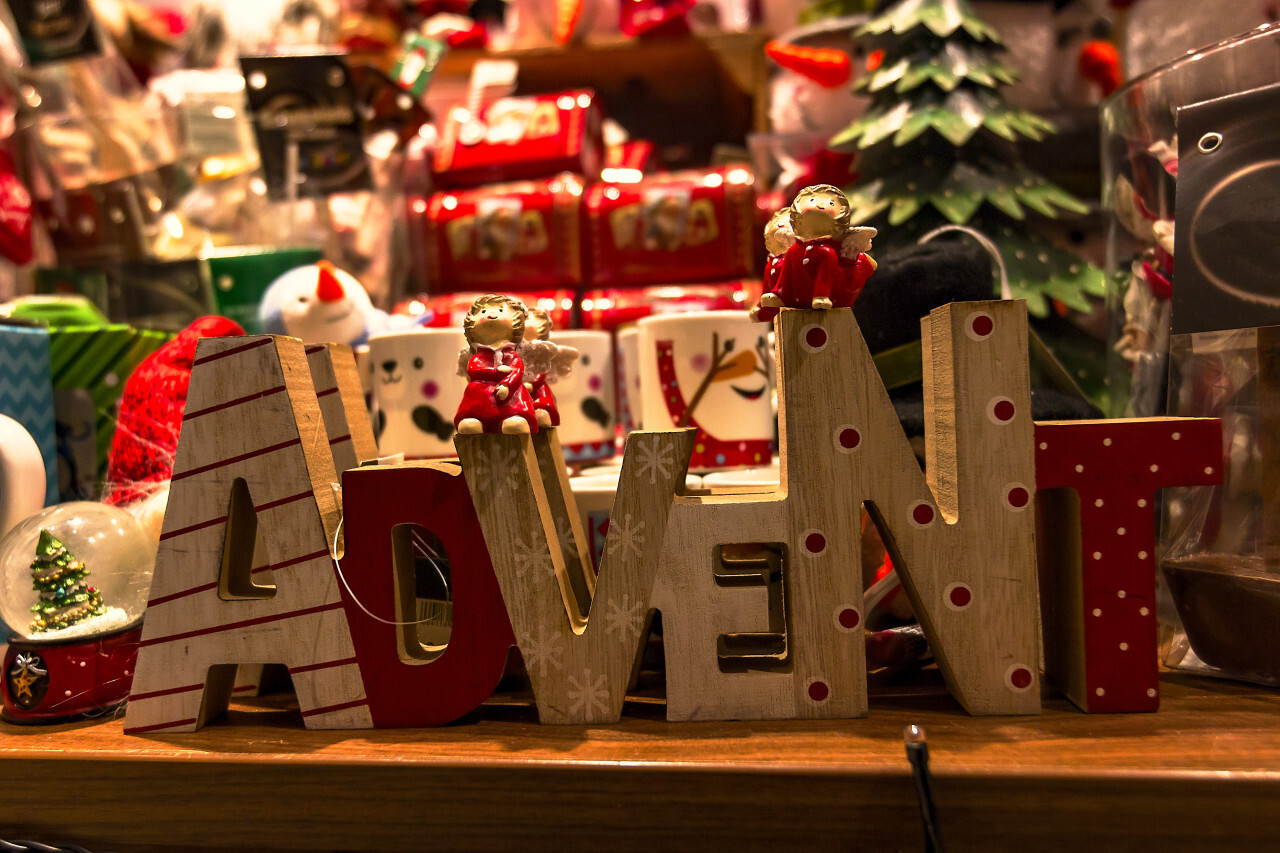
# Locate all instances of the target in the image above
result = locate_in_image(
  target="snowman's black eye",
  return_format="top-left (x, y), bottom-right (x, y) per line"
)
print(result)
top-left (581, 354), bottom-right (590, 366)
top-left (413, 357), bottom-right (424, 369)
top-left (297, 295), bottom-right (309, 303)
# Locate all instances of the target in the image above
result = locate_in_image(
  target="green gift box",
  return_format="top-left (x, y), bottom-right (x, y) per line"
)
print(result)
top-left (206, 247), bottom-right (324, 334)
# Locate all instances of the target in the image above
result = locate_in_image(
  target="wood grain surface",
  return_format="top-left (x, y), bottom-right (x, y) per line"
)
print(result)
top-left (1, 672), bottom-right (1278, 851)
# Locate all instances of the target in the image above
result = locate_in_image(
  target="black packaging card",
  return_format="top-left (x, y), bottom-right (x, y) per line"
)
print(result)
top-left (239, 52), bottom-right (372, 201)
top-left (7, 0), bottom-right (101, 65)
top-left (1174, 82), bottom-right (1280, 336)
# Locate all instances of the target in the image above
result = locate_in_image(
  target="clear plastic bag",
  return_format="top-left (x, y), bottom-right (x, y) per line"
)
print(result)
top-left (1161, 327), bottom-right (1280, 686)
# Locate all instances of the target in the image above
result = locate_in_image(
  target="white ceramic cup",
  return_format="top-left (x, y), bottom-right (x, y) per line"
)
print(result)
top-left (550, 330), bottom-right (616, 464)
top-left (615, 326), bottom-right (642, 435)
top-left (0, 415), bottom-right (46, 540)
top-left (368, 329), bottom-right (467, 459)
top-left (700, 460), bottom-right (781, 490)
top-left (636, 310), bottom-right (774, 471)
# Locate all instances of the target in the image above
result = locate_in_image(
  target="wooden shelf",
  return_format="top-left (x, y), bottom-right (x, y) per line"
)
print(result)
top-left (433, 30), bottom-right (771, 167)
top-left (2, 670), bottom-right (1279, 851)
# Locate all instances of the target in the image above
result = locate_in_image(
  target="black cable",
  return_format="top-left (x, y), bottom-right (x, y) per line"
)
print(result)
top-left (904, 724), bottom-right (944, 853)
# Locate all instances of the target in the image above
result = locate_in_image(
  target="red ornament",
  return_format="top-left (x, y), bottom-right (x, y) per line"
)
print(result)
top-left (102, 316), bottom-right (245, 506)
top-left (1079, 41), bottom-right (1122, 98)
top-left (0, 148), bottom-right (33, 266)
top-left (619, 0), bottom-right (693, 38)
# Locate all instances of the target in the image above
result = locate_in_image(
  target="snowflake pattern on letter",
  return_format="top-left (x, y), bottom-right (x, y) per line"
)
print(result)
top-left (567, 668), bottom-right (609, 718)
top-left (520, 630), bottom-right (564, 678)
top-left (475, 443), bottom-right (519, 493)
top-left (605, 593), bottom-right (646, 642)
top-left (511, 534), bottom-right (554, 588)
top-left (633, 435), bottom-right (674, 484)
top-left (606, 513), bottom-right (645, 559)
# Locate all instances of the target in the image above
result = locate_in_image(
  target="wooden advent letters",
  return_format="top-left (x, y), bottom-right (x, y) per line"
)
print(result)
top-left (127, 301), bottom-right (1224, 732)
top-left (126, 338), bottom-right (369, 733)
top-left (655, 301), bottom-right (1039, 720)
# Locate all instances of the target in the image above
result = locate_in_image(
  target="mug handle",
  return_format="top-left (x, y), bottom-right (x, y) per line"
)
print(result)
top-left (0, 414), bottom-right (46, 540)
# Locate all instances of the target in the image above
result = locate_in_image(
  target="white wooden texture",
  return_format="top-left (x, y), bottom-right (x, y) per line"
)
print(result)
top-left (127, 336), bottom-right (371, 734)
top-left (654, 303), bottom-right (1040, 721)
top-left (530, 429), bottom-right (597, 613)
top-left (912, 301), bottom-right (1039, 714)
top-left (455, 427), bottom-right (692, 724)
top-left (306, 343), bottom-right (380, 476)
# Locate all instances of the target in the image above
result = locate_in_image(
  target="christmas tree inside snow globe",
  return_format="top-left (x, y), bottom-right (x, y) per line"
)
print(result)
top-left (29, 529), bottom-right (111, 635)
top-left (0, 503), bottom-right (155, 723)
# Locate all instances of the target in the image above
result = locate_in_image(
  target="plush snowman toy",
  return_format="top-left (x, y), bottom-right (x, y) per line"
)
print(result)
top-left (259, 261), bottom-right (391, 346)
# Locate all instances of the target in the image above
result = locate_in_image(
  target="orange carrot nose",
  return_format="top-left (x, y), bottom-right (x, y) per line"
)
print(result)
top-left (315, 261), bottom-right (345, 303)
top-left (713, 349), bottom-right (761, 382)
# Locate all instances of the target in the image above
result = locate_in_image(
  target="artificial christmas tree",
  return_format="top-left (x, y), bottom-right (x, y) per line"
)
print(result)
top-left (830, 0), bottom-right (1105, 317)
top-left (29, 529), bottom-right (105, 634)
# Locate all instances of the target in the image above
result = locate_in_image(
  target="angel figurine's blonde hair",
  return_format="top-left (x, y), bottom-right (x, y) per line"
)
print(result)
top-left (526, 306), bottom-right (554, 341)
top-left (789, 184), bottom-right (852, 233)
top-left (463, 294), bottom-right (529, 343)
top-left (763, 208), bottom-right (797, 255)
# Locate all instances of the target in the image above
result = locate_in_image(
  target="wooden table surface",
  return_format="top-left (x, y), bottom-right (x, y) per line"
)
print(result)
top-left (1, 670), bottom-right (1278, 852)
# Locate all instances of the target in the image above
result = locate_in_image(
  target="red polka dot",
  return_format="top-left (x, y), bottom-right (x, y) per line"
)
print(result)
top-left (1008, 487), bottom-right (1029, 508)
top-left (912, 503), bottom-right (934, 525)
top-left (1009, 667), bottom-right (1033, 689)
top-left (806, 532), bottom-right (826, 553)
top-left (838, 608), bottom-right (860, 629)
top-left (808, 681), bottom-right (829, 702)
top-left (971, 315), bottom-right (993, 337)
top-left (839, 428), bottom-right (861, 449)
top-left (805, 327), bottom-right (828, 349)
top-left (948, 585), bottom-right (971, 608)
top-left (993, 400), bottom-right (1016, 422)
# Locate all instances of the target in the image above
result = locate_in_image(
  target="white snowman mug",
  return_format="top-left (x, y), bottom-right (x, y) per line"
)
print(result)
top-left (368, 329), bottom-right (468, 459)
top-left (636, 310), bottom-right (774, 471)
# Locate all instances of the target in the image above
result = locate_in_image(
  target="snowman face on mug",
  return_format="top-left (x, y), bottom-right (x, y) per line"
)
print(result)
top-left (374, 336), bottom-right (427, 406)
top-left (674, 331), bottom-right (771, 440)
top-left (554, 338), bottom-right (612, 440)
top-left (370, 332), bottom-right (461, 447)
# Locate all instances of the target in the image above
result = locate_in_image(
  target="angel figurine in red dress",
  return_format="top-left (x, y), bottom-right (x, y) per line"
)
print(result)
top-left (521, 307), bottom-right (580, 428)
top-left (752, 184), bottom-right (877, 322)
top-left (454, 294), bottom-right (540, 435)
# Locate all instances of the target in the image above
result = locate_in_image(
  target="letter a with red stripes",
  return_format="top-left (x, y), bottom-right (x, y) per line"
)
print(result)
top-left (127, 335), bottom-right (372, 733)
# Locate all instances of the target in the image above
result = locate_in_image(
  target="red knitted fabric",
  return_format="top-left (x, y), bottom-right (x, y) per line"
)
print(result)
top-left (102, 316), bottom-right (244, 506)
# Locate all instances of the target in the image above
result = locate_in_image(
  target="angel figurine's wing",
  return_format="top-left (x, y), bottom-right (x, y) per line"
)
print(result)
top-left (519, 339), bottom-right (558, 376)
top-left (841, 226), bottom-right (877, 258)
top-left (547, 344), bottom-right (580, 381)
top-left (456, 346), bottom-right (472, 378)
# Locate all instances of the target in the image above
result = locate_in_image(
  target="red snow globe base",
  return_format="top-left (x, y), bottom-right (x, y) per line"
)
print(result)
top-left (2, 623), bottom-right (142, 724)
top-left (0, 502), bottom-right (157, 724)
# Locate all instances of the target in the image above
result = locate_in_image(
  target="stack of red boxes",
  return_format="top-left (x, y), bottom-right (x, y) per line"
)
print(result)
top-left (406, 88), bottom-right (761, 330)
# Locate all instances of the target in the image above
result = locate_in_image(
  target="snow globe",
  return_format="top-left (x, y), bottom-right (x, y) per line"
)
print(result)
top-left (0, 502), bottom-right (156, 723)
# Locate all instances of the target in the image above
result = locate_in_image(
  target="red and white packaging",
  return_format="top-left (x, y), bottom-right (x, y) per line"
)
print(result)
top-left (421, 174), bottom-right (586, 293)
top-left (432, 89), bottom-right (605, 189)
top-left (577, 280), bottom-right (759, 331)
top-left (585, 166), bottom-right (757, 288)
top-left (403, 290), bottom-right (577, 329)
